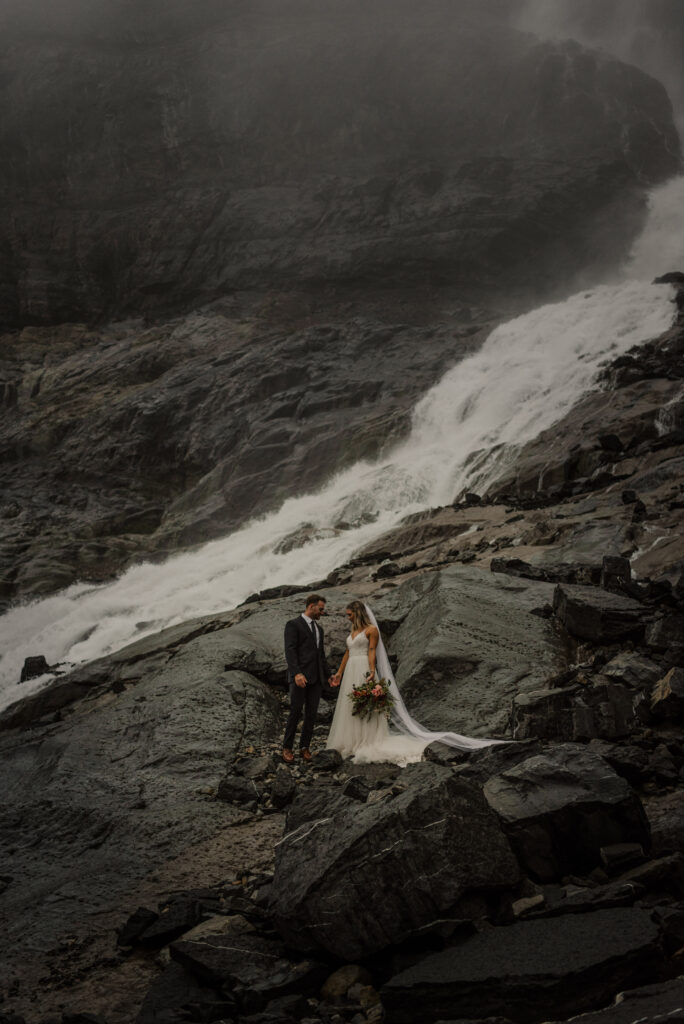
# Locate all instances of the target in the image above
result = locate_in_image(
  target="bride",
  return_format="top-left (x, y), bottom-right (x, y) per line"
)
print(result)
top-left (326, 600), bottom-right (506, 765)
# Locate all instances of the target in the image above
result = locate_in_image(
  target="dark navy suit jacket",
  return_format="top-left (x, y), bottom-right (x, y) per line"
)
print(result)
top-left (284, 615), bottom-right (332, 686)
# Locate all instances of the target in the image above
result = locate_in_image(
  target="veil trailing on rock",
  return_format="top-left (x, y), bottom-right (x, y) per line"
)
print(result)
top-left (363, 603), bottom-right (508, 752)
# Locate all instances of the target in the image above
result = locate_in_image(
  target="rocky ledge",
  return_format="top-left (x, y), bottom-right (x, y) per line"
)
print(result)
top-left (1, 443), bottom-right (684, 1023)
top-left (0, 284), bottom-right (683, 1024)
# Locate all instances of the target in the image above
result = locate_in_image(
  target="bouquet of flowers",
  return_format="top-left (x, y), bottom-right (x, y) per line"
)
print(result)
top-left (349, 673), bottom-right (394, 721)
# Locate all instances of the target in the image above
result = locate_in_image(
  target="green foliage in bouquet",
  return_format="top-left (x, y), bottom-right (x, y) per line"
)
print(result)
top-left (349, 672), bottom-right (394, 721)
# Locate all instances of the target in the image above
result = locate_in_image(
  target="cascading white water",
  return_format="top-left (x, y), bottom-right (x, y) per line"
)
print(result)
top-left (0, 272), bottom-right (676, 707)
top-left (3, 1), bottom-right (684, 709)
top-left (626, 176), bottom-right (684, 280)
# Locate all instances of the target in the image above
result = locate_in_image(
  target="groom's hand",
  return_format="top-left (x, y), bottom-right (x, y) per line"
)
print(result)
top-left (294, 673), bottom-right (307, 688)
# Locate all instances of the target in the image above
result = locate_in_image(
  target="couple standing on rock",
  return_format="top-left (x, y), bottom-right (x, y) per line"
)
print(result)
top-left (282, 594), bottom-right (505, 766)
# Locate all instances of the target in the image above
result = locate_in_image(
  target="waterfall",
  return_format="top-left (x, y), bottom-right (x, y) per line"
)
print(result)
top-left (0, 273), bottom-right (676, 706)
top-left (2, 1), bottom-right (684, 708)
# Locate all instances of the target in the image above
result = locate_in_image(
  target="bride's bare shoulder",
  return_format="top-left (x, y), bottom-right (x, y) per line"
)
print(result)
top-left (367, 624), bottom-right (379, 639)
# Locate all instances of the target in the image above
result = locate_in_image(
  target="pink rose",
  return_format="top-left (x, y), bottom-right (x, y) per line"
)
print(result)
top-left (372, 685), bottom-right (383, 697)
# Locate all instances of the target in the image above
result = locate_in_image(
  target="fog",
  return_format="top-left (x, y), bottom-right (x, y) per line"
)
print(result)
top-left (515, 0), bottom-right (684, 126)
top-left (3, 1), bottom-right (682, 125)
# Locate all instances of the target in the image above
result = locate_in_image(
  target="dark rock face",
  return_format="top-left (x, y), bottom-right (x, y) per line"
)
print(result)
top-left (0, 2), bottom-right (678, 328)
top-left (511, 680), bottom-right (639, 742)
top-left (0, 622), bottom-right (282, 971)
top-left (651, 668), bottom-right (684, 719)
top-left (376, 565), bottom-right (567, 735)
top-left (18, 655), bottom-right (51, 682)
top-left (381, 908), bottom-right (665, 1024)
top-left (553, 583), bottom-right (645, 642)
top-left (481, 744), bottom-right (651, 881)
top-left (169, 932), bottom-right (326, 1006)
top-left (545, 978), bottom-right (684, 1024)
top-left (0, 311), bottom-right (489, 609)
top-left (269, 761), bottom-right (520, 959)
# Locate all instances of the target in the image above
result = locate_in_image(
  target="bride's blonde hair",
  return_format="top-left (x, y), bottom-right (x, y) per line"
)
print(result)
top-left (346, 600), bottom-right (371, 631)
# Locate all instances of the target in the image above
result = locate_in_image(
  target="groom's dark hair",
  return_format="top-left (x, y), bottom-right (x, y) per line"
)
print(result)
top-left (305, 594), bottom-right (325, 607)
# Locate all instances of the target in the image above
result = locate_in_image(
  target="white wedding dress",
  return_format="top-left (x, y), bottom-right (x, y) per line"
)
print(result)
top-left (326, 606), bottom-right (508, 766)
top-left (326, 630), bottom-right (427, 766)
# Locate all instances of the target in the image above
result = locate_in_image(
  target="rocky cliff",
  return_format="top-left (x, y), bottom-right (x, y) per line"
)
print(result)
top-left (0, 1), bottom-right (679, 327)
top-left (1, 5), bottom-right (684, 1023)
top-left (0, 1), bottom-right (681, 608)
top-left (0, 283), bottom-right (683, 1024)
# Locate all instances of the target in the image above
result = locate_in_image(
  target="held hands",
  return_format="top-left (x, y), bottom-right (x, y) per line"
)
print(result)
top-left (329, 672), bottom-right (341, 688)
top-left (294, 673), bottom-right (307, 689)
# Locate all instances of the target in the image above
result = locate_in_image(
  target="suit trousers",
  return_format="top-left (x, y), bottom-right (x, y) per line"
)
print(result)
top-left (283, 680), bottom-right (321, 750)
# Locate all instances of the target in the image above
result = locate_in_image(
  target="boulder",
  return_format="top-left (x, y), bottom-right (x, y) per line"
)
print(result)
top-left (217, 773), bottom-right (263, 806)
top-left (482, 744), bottom-right (651, 881)
top-left (650, 668), bottom-right (684, 719)
top-left (512, 682), bottom-right (637, 742)
top-left (270, 766), bottom-right (297, 810)
top-left (587, 740), bottom-right (650, 787)
top-left (136, 961), bottom-right (232, 1024)
top-left (19, 655), bottom-right (51, 683)
top-left (381, 908), bottom-right (664, 1024)
top-left (311, 749), bottom-right (343, 771)
top-left (602, 652), bottom-right (663, 690)
top-left (600, 556), bottom-right (634, 595)
top-left (525, 879), bottom-right (645, 918)
top-left (135, 897), bottom-right (204, 947)
top-left (553, 584), bottom-right (645, 642)
top-left (599, 842), bottom-right (645, 872)
top-left (616, 853), bottom-right (684, 899)
top-left (646, 615), bottom-right (684, 656)
top-left (117, 906), bottom-right (159, 947)
top-left (321, 965), bottom-right (373, 1002)
top-left (170, 932), bottom-right (326, 1011)
top-left (376, 566), bottom-right (567, 736)
top-left (545, 978), bottom-right (684, 1024)
top-left (342, 775), bottom-right (371, 802)
top-left (490, 559), bottom-right (602, 586)
top-left (269, 762), bottom-right (520, 959)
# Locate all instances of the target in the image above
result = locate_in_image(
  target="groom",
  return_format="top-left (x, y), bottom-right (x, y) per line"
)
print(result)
top-left (282, 594), bottom-right (334, 763)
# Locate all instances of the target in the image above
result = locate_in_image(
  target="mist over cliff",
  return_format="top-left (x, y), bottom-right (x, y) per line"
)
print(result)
top-left (514, 0), bottom-right (684, 123)
top-left (0, 0), bottom-right (679, 326)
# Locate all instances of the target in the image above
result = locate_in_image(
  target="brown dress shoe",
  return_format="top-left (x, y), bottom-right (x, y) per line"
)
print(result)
top-left (301, 748), bottom-right (313, 762)
top-left (282, 748), bottom-right (294, 763)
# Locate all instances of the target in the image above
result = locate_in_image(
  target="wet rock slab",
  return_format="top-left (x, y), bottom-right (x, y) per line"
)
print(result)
top-left (269, 761), bottom-right (520, 959)
top-left (481, 744), bottom-right (651, 881)
top-left (553, 584), bottom-right (645, 642)
top-left (546, 977), bottom-right (684, 1024)
top-left (382, 907), bottom-right (665, 1024)
top-left (375, 565), bottom-right (567, 736)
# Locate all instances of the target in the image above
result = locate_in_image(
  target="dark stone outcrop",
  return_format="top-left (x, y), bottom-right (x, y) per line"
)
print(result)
top-left (0, 645), bottom-right (282, 977)
top-left (19, 655), bottom-right (51, 682)
top-left (545, 978), bottom-right (684, 1024)
top-left (511, 680), bottom-right (639, 742)
top-left (491, 558), bottom-right (602, 585)
top-left (602, 652), bottom-right (664, 690)
top-left (481, 744), bottom-right (651, 881)
top-left (269, 761), bottom-right (520, 959)
top-left (650, 668), bottom-right (684, 719)
top-left (553, 583), bottom-right (645, 642)
top-left (170, 932), bottom-right (326, 1011)
top-left (1, 4), bottom-right (678, 328)
top-left (381, 908), bottom-right (665, 1024)
top-left (375, 565), bottom-right (567, 736)
top-left (136, 961), bottom-right (233, 1024)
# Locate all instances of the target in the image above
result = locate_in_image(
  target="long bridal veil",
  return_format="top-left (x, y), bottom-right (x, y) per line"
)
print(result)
top-left (363, 603), bottom-right (508, 752)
